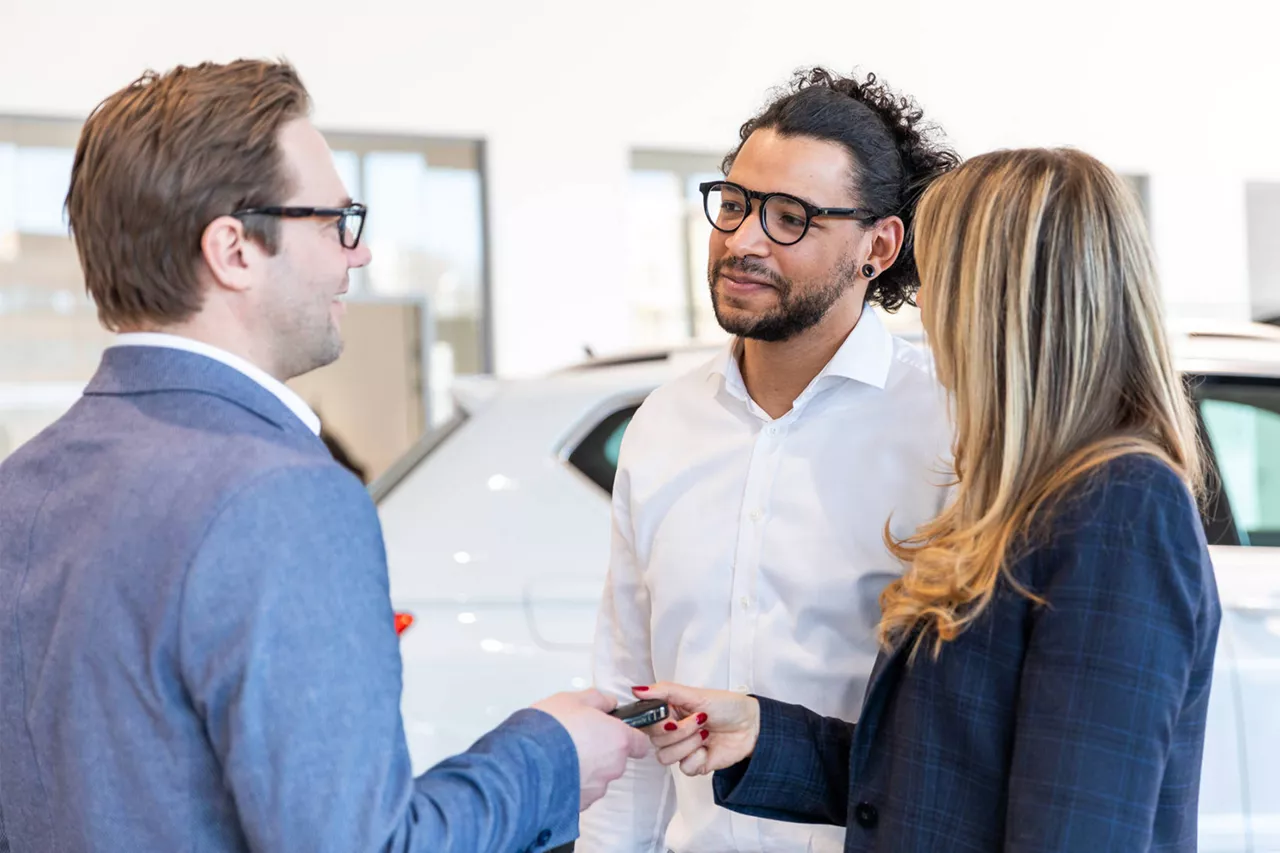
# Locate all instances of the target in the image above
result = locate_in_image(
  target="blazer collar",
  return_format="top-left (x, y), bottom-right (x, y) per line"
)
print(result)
top-left (84, 345), bottom-right (317, 437)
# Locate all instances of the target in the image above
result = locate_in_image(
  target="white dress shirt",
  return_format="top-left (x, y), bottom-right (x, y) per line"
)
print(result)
top-left (110, 333), bottom-right (321, 435)
top-left (579, 308), bottom-right (953, 853)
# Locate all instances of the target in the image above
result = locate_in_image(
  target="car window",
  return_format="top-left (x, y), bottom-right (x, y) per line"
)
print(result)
top-left (1196, 377), bottom-right (1280, 547)
top-left (567, 405), bottom-right (640, 494)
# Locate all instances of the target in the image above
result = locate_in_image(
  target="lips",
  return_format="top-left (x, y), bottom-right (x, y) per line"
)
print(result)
top-left (718, 267), bottom-right (778, 290)
top-left (721, 273), bottom-right (773, 288)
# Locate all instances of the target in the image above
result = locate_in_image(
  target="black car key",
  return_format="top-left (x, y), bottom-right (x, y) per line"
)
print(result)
top-left (609, 698), bottom-right (670, 728)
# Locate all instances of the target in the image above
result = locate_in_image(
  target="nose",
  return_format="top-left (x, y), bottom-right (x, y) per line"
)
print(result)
top-left (723, 207), bottom-right (770, 258)
top-left (349, 241), bottom-right (373, 268)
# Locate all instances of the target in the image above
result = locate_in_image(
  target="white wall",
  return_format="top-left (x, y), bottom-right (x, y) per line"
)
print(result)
top-left (3, 0), bottom-right (1278, 373)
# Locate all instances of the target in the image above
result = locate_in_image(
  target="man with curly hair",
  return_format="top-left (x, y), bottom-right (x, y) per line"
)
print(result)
top-left (577, 68), bottom-right (960, 853)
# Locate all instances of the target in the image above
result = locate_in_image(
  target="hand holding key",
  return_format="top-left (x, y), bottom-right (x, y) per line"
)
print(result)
top-left (630, 683), bottom-right (762, 776)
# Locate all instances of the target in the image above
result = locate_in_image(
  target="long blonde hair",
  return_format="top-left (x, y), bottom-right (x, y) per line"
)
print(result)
top-left (879, 148), bottom-right (1203, 655)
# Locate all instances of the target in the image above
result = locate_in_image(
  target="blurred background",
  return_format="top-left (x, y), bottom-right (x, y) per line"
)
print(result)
top-left (2, 0), bottom-right (1278, 477)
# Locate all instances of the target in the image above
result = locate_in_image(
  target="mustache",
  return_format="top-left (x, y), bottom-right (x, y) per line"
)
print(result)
top-left (712, 257), bottom-right (788, 290)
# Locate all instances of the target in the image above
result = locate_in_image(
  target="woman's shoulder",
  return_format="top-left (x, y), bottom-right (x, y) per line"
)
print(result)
top-left (1028, 453), bottom-right (1205, 573)
top-left (1059, 454), bottom-right (1194, 523)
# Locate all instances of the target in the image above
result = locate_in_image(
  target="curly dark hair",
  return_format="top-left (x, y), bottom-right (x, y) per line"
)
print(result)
top-left (723, 67), bottom-right (959, 311)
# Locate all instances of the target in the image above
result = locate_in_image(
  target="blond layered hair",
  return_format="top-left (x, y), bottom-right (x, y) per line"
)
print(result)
top-left (878, 148), bottom-right (1203, 655)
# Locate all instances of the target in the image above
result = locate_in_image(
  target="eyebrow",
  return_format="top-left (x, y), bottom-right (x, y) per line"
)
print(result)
top-left (734, 181), bottom-right (826, 210)
top-left (782, 190), bottom-right (822, 208)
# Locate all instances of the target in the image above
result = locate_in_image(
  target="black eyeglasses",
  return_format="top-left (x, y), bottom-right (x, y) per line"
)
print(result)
top-left (231, 203), bottom-right (367, 249)
top-left (699, 181), bottom-right (875, 246)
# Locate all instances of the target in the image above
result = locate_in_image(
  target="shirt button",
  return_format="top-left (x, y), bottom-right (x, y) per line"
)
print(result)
top-left (765, 425), bottom-right (778, 436)
top-left (535, 828), bottom-right (552, 846)
top-left (739, 596), bottom-right (751, 610)
top-left (855, 801), bottom-right (879, 829)
top-left (749, 509), bottom-right (763, 522)
top-left (734, 684), bottom-right (749, 693)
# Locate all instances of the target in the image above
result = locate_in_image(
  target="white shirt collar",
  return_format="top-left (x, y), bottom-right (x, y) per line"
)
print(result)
top-left (109, 333), bottom-right (322, 435)
top-left (709, 305), bottom-right (895, 407)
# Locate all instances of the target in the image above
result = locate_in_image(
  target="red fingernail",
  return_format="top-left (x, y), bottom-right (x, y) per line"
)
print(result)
top-left (696, 713), bottom-right (708, 725)
top-left (632, 686), bottom-right (649, 692)
top-left (664, 722), bottom-right (677, 731)
top-left (700, 729), bottom-right (709, 740)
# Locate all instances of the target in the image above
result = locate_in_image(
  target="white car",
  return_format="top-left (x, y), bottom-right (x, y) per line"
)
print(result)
top-left (375, 322), bottom-right (1280, 852)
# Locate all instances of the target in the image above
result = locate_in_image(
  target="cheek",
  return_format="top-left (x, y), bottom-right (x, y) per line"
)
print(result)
top-left (781, 243), bottom-right (840, 286)
top-left (708, 231), bottom-right (729, 266)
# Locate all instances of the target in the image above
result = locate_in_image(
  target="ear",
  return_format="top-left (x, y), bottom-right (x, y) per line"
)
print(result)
top-left (201, 215), bottom-right (264, 293)
top-left (864, 214), bottom-right (905, 274)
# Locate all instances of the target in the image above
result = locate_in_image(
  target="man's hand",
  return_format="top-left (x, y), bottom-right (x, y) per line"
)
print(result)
top-left (532, 690), bottom-right (650, 810)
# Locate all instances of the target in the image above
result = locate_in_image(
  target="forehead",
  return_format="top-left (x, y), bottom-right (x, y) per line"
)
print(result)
top-left (726, 128), bottom-right (856, 206)
top-left (276, 117), bottom-right (349, 204)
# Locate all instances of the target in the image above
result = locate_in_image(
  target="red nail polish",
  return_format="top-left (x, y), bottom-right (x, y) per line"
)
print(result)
top-left (664, 722), bottom-right (677, 731)
top-left (632, 686), bottom-right (649, 692)
top-left (696, 713), bottom-right (708, 725)
top-left (700, 730), bottom-right (710, 740)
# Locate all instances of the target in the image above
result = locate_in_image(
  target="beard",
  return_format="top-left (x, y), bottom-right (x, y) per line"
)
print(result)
top-left (708, 254), bottom-right (858, 342)
top-left (266, 264), bottom-right (347, 380)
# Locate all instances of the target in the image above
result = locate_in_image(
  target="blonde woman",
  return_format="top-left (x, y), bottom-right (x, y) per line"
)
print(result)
top-left (634, 148), bottom-right (1220, 851)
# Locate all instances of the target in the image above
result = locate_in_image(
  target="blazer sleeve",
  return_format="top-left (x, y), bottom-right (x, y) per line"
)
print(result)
top-left (1004, 458), bottom-right (1220, 852)
top-left (178, 462), bottom-right (579, 853)
top-left (711, 696), bottom-right (855, 827)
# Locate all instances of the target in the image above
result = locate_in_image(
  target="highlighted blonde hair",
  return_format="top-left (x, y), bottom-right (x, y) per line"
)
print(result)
top-left (879, 148), bottom-right (1203, 655)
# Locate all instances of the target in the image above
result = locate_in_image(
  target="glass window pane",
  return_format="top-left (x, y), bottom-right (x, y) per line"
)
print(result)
top-left (421, 165), bottom-right (483, 319)
top-left (361, 150), bottom-right (486, 376)
top-left (16, 147), bottom-right (74, 236)
top-left (1200, 383), bottom-right (1280, 547)
top-left (0, 143), bottom-right (16, 240)
top-left (0, 123), bottom-right (489, 479)
top-left (686, 172), bottom-right (723, 341)
top-left (625, 170), bottom-right (688, 347)
top-left (364, 151), bottom-right (429, 257)
top-left (331, 150), bottom-right (361, 201)
top-left (567, 406), bottom-right (640, 494)
top-left (422, 165), bottom-right (485, 378)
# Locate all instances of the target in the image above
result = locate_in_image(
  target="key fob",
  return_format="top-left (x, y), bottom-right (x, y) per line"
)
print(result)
top-left (609, 698), bottom-right (670, 728)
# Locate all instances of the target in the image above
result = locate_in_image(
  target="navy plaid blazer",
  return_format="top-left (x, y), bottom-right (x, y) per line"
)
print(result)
top-left (714, 455), bottom-right (1221, 852)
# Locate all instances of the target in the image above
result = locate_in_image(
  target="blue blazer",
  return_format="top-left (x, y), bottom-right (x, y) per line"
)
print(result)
top-left (713, 455), bottom-right (1221, 852)
top-left (0, 346), bottom-right (577, 853)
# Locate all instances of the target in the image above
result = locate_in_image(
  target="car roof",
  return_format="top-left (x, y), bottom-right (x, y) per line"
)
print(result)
top-left (1168, 320), bottom-right (1280, 377)
top-left (377, 319), bottom-right (1280, 505)
top-left (551, 320), bottom-right (1280, 387)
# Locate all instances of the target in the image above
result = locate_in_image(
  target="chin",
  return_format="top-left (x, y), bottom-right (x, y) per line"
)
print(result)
top-left (713, 305), bottom-right (762, 337)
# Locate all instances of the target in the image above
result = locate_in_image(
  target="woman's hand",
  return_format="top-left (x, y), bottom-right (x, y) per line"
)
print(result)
top-left (632, 683), bottom-right (761, 776)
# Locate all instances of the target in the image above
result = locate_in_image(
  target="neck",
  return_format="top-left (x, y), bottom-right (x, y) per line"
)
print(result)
top-left (739, 298), bottom-right (865, 419)
top-left (119, 313), bottom-right (284, 381)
